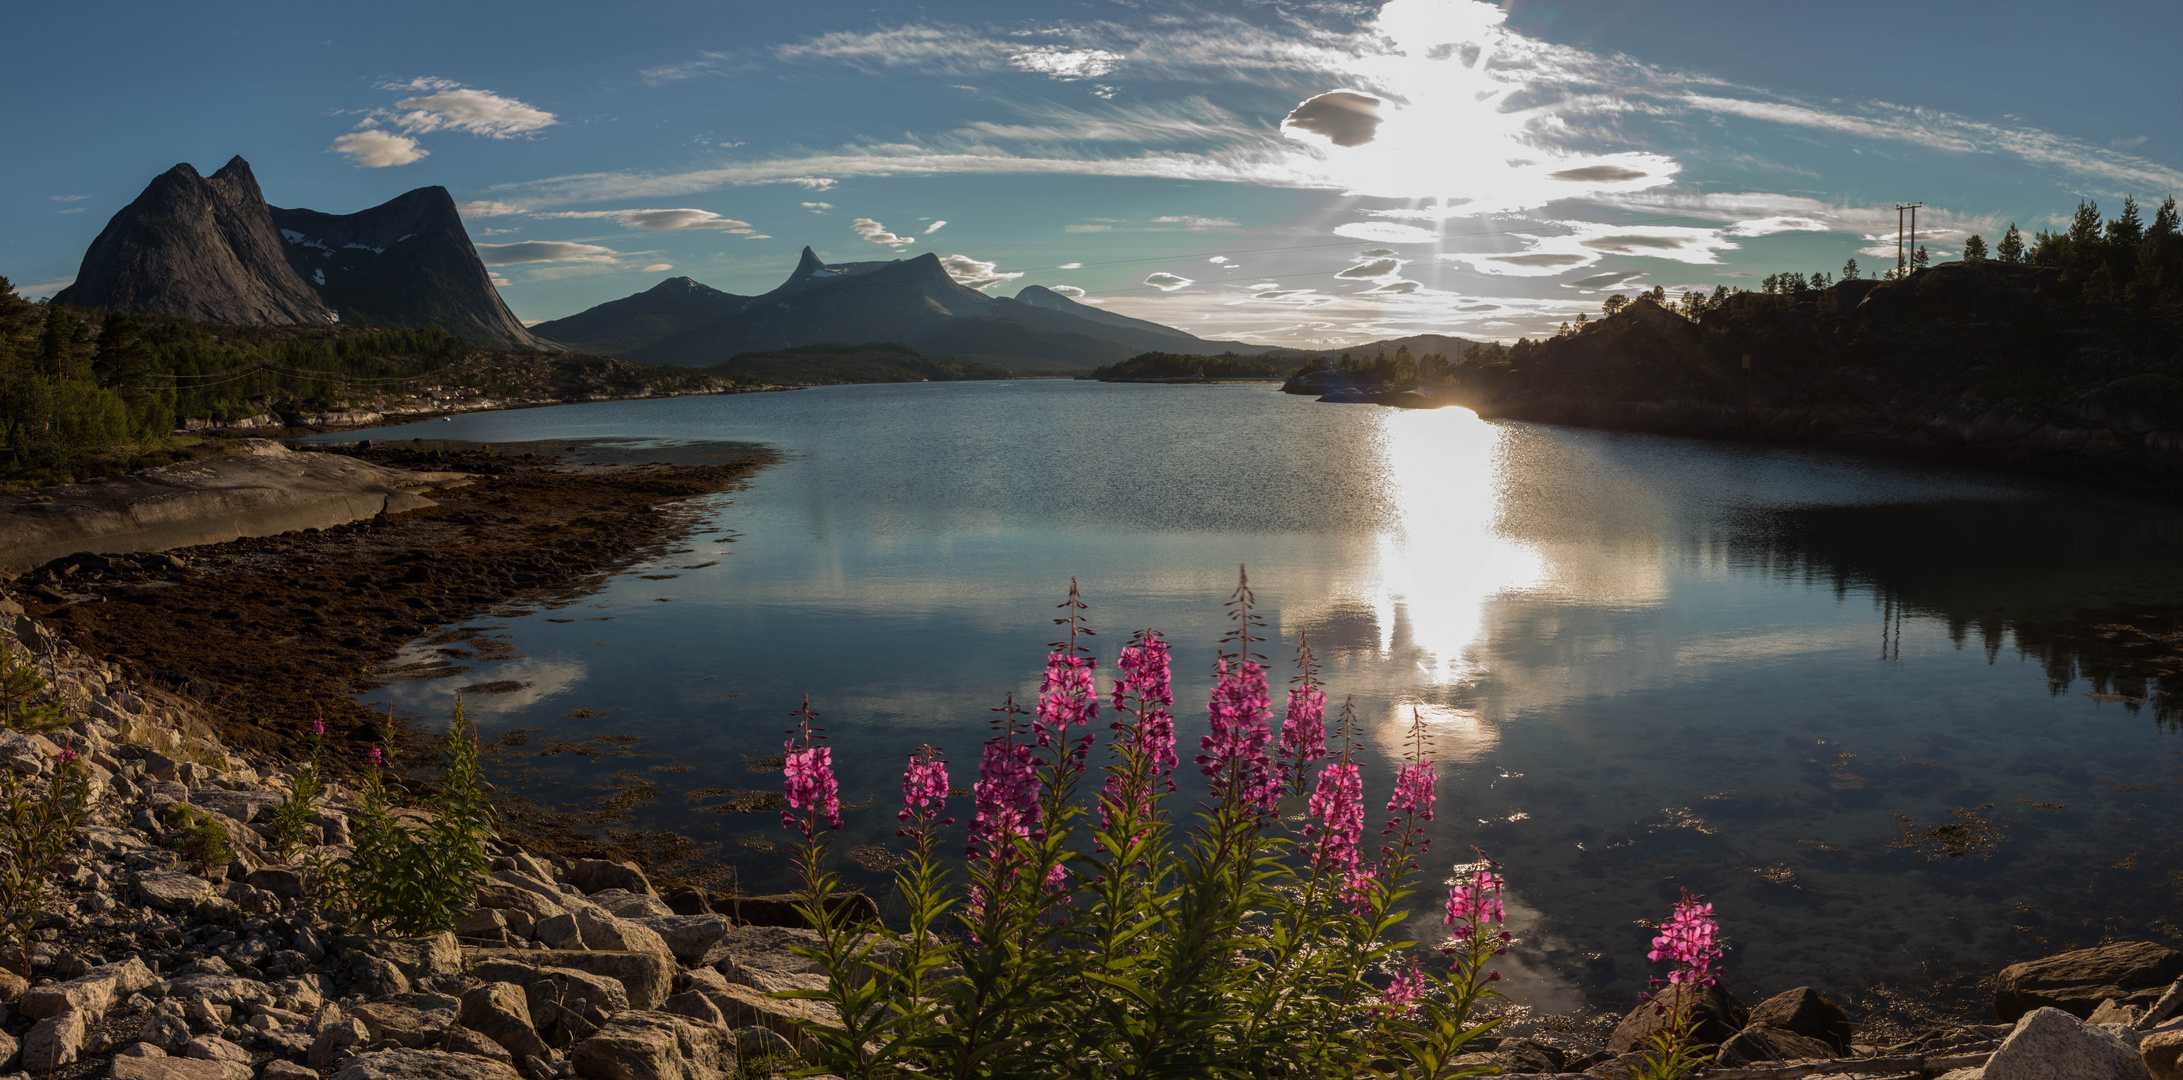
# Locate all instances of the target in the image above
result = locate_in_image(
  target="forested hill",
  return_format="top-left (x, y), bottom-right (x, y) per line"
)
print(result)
top-left (1089, 352), bottom-right (1291, 381)
top-left (1433, 196), bottom-right (2183, 484)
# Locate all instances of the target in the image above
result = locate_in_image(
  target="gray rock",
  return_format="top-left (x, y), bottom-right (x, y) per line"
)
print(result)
top-left (112, 1056), bottom-right (254, 1080)
top-left (1998, 943), bottom-right (2183, 1022)
top-left (533, 913), bottom-right (582, 951)
top-left (0, 730), bottom-right (52, 775)
top-left (470, 948), bottom-right (673, 1011)
top-left (332, 1048), bottom-right (525, 1080)
top-left (351, 954), bottom-right (410, 998)
top-left (568, 1010), bottom-right (729, 1080)
top-left (23, 1011), bottom-right (86, 1071)
top-left (19, 955), bottom-right (156, 1021)
top-left (705, 983), bottom-right (840, 1058)
top-left (1745, 986), bottom-right (1854, 1053)
top-left (117, 1042), bottom-right (166, 1058)
top-left (459, 983), bottom-right (549, 1062)
top-left (1984, 1007), bottom-right (2151, 1080)
top-left (311, 1016), bottom-right (371, 1069)
top-left (476, 882), bottom-right (569, 926)
top-left (567, 860), bottom-right (653, 898)
top-left (574, 910), bottom-right (673, 962)
top-left (263, 1061), bottom-right (320, 1080)
top-left (183, 1035), bottom-right (253, 1063)
top-left (2141, 1027), bottom-right (2182, 1080)
top-left (453, 909), bottom-right (508, 940)
top-left (445, 1026), bottom-right (514, 1063)
top-left (0, 1029), bottom-right (16, 1072)
top-left (247, 868), bottom-right (306, 898)
top-left (351, 932), bottom-right (465, 987)
top-left (659, 991), bottom-right (724, 1028)
top-left (141, 1005), bottom-right (196, 1052)
top-left (140, 871), bottom-right (214, 911)
top-left (468, 961), bottom-right (627, 1049)
top-left (353, 998), bottom-right (459, 1049)
top-left (591, 890), bottom-right (672, 919)
top-left (636, 915), bottom-right (731, 967)
top-left (2092, 999), bottom-right (2145, 1026)
top-left (1717, 1023), bottom-right (1839, 1066)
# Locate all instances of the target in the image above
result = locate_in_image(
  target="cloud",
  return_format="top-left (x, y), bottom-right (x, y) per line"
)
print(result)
top-left (1209, 255), bottom-right (1231, 264)
top-left (1010, 46), bottom-right (1124, 80)
top-left (853, 218), bottom-right (917, 247)
top-left (1057, 262), bottom-right (1083, 269)
top-left (640, 51), bottom-right (763, 85)
top-left (939, 253), bottom-right (1022, 290)
top-left (1356, 247), bottom-right (1395, 258)
top-left (489, 273), bottom-right (513, 287)
top-left (375, 82), bottom-right (556, 138)
top-left (924, 220), bottom-right (947, 234)
top-left (1281, 90), bottom-right (1383, 148)
top-left (2112, 135), bottom-right (2150, 150)
top-left (745, 234), bottom-right (772, 239)
top-left (1370, 280), bottom-right (1422, 294)
top-left (1048, 284), bottom-right (1087, 297)
top-left (1550, 165), bottom-right (1650, 183)
top-left (1151, 215), bottom-right (1239, 230)
top-left (15, 276), bottom-right (75, 299)
top-left (1065, 224), bottom-right (1112, 233)
top-left (1726, 216), bottom-right (1829, 237)
top-left (1144, 272), bottom-right (1194, 291)
top-left (458, 199), bottom-right (528, 218)
top-left (536, 208), bottom-right (753, 231)
top-left (788, 178), bottom-right (838, 190)
top-left (1442, 222), bottom-right (1743, 277)
top-left (1335, 222), bottom-right (1437, 244)
top-left (57, 208), bottom-right (83, 215)
top-left (49, 194), bottom-right (87, 202)
top-left (642, 263), bottom-right (675, 272)
top-left (1336, 257), bottom-right (1402, 279)
top-left (1565, 270), bottom-right (1646, 291)
top-left (473, 241), bottom-right (618, 265)
top-left (329, 130), bottom-right (427, 168)
top-left (802, 201), bottom-right (833, 212)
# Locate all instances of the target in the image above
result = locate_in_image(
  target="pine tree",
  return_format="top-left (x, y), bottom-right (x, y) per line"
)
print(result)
top-left (1962, 235), bottom-right (1988, 261)
top-left (2107, 195), bottom-right (2144, 247)
top-left (1842, 258), bottom-right (1860, 280)
top-left (1912, 245), bottom-right (1930, 269)
top-left (2068, 200), bottom-right (2104, 247)
top-left (1997, 224), bottom-right (2025, 264)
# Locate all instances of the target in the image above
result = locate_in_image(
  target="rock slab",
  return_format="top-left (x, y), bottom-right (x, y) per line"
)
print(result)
top-left (1984, 1007), bottom-right (2153, 1080)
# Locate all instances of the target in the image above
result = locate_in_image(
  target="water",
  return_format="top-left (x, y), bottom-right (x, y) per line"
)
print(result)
top-left (306, 381), bottom-right (2183, 1017)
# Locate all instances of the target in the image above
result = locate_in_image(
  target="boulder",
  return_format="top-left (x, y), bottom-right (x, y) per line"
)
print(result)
top-left (470, 948), bottom-right (673, 1011)
top-left (1983, 1007), bottom-right (2151, 1080)
top-left (265, 1061), bottom-right (322, 1080)
top-left (459, 982), bottom-right (550, 1062)
top-left (717, 892), bottom-right (876, 929)
top-left (660, 991), bottom-right (725, 1028)
top-left (592, 890), bottom-right (673, 919)
top-left (353, 996), bottom-right (460, 1049)
top-left (534, 913), bottom-right (583, 950)
top-left (453, 908), bottom-right (508, 940)
top-left (1717, 1024), bottom-right (1837, 1066)
top-left (2143, 1027), bottom-right (2182, 1080)
top-left (332, 1048), bottom-right (525, 1080)
top-left (468, 961), bottom-right (627, 1049)
top-left (162, 973), bottom-right (281, 1009)
top-left (183, 1035), bottom-right (253, 1063)
top-left (112, 1057), bottom-right (253, 1080)
top-left (1604, 984), bottom-right (1748, 1054)
top-left (445, 1026), bottom-right (513, 1063)
top-left (0, 968), bottom-right (27, 1002)
top-left (2092, 999), bottom-right (2145, 1026)
top-left (1744, 986), bottom-right (1854, 1053)
top-left (247, 868), bottom-right (307, 897)
top-left (23, 1011), bottom-right (85, 1071)
top-left (311, 1016), bottom-right (371, 1069)
top-left (575, 910), bottom-right (674, 962)
top-left (662, 889), bottom-right (712, 917)
top-left (703, 983), bottom-right (843, 1057)
top-left (139, 1005), bottom-right (195, 1052)
top-left (349, 932), bottom-right (465, 989)
top-left (477, 883), bottom-right (567, 926)
top-left (0, 1030), bottom-right (15, 1072)
top-left (19, 956), bottom-right (157, 1021)
top-left (567, 860), bottom-right (654, 897)
top-left (569, 1010), bottom-right (730, 1080)
top-left (637, 915), bottom-right (732, 967)
top-left (139, 871), bottom-right (214, 911)
top-left (1997, 943), bottom-right (2183, 1022)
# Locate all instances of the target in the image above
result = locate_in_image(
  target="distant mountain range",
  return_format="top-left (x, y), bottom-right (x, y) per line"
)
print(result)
top-left (53, 157), bottom-right (552, 351)
top-left (534, 249), bottom-right (1273, 375)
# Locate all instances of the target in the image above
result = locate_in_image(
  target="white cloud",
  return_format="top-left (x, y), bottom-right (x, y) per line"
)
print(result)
top-left (1726, 216), bottom-right (1830, 237)
top-left (1337, 257), bottom-right (1402, 279)
top-left (1282, 90), bottom-right (1383, 148)
top-left (329, 130), bottom-right (427, 168)
top-left (49, 194), bottom-right (88, 202)
top-left (787, 178), bottom-right (837, 190)
top-left (2112, 135), bottom-right (2150, 150)
top-left (1065, 224), bottom-right (1111, 233)
top-left (924, 220), bottom-right (948, 234)
top-left (1335, 222), bottom-right (1438, 244)
top-left (1151, 215), bottom-right (1239, 230)
top-left (1057, 262), bottom-right (1083, 269)
top-left (1144, 272), bottom-right (1194, 291)
top-left (642, 263), bottom-right (675, 272)
top-left (852, 218), bottom-right (917, 247)
top-left (1564, 270), bottom-right (1646, 291)
top-left (939, 253), bottom-right (1022, 290)
top-left (57, 208), bottom-right (83, 215)
top-left (1010, 46), bottom-right (1124, 80)
top-left (801, 201), bottom-right (833, 213)
top-left (1209, 255), bottom-right (1230, 264)
top-left (15, 276), bottom-right (75, 299)
top-left (376, 83), bottom-right (556, 138)
top-left (745, 234), bottom-right (773, 239)
top-left (489, 273), bottom-right (513, 287)
top-left (1441, 221), bottom-right (1743, 277)
top-left (458, 199), bottom-right (529, 218)
top-left (474, 241), bottom-right (618, 265)
top-left (536, 208), bottom-right (752, 231)
top-left (1048, 284), bottom-right (1087, 297)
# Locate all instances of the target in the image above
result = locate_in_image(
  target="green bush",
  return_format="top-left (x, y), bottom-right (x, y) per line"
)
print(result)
top-left (330, 700), bottom-right (496, 935)
top-left (0, 641), bottom-right (68, 735)
top-left (162, 804), bottom-right (234, 876)
top-left (0, 756), bottom-right (91, 973)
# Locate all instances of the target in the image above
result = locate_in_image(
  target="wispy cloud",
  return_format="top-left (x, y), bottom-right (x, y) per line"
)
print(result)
top-left (372, 78), bottom-right (556, 138)
top-left (458, 199), bottom-right (529, 218)
top-left (535, 208), bottom-right (753, 231)
top-left (642, 263), bottom-right (674, 272)
top-left (1144, 272), bottom-right (1194, 291)
top-left (939, 253), bottom-right (1022, 290)
top-left (329, 130), bottom-right (427, 168)
top-left (474, 240), bottom-right (618, 265)
top-left (853, 218), bottom-right (917, 247)
top-left (924, 220), bottom-right (948, 234)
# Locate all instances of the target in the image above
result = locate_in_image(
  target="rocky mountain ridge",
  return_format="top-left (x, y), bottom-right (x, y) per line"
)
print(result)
top-left (54, 158), bottom-right (554, 352)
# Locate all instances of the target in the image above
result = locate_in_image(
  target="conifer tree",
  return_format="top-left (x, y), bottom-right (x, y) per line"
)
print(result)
top-left (1997, 224), bottom-right (2025, 264)
top-left (1962, 235), bottom-right (1988, 261)
top-left (1842, 258), bottom-right (1860, 280)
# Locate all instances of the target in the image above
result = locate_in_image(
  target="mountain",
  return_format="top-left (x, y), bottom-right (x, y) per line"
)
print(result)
top-left (1252, 333), bottom-right (1473, 361)
top-left (54, 156), bottom-right (554, 351)
top-left (707, 342), bottom-right (1014, 385)
top-left (54, 157), bottom-right (333, 326)
top-left (269, 186), bottom-right (551, 351)
top-left (555, 248), bottom-right (1268, 375)
top-left (530, 276), bottom-right (749, 356)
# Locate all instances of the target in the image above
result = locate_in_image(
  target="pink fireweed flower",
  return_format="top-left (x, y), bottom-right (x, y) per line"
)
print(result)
top-left (56, 739), bottom-right (78, 767)
top-left (1035, 651), bottom-right (1099, 752)
top-left (1376, 962), bottom-right (1428, 1019)
top-left (1649, 892), bottom-right (1723, 989)
top-left (312, 715), bottom-right (326, 738)
top-left (1197, 657), bottom-right (1278, 813)
top-left (1444, 869), bottom-right (1507, 941)
top-left (1109, 634), bottom-right (1178, 776)
top-left (1304, 762), bottom-right (1365, 877)
top-left (1277, 682), bottom-right (1327, 773)
top-left (897, 747), bottom-right (952, 838)
top-left (1383, 760), bottom-right (1436, 830)
top-left (968, 737), bottom-right (1040, 859)
top-left (781, 744), bottom-right (842, 834)
top-left (368, 746), bottom-right (382, 768)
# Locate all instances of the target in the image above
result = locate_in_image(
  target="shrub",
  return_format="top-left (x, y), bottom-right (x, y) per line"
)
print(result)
top-left (162, 804), bottom-right (234, 876)
top-left (328, 699), bottom-right (496, 936)
top-left (777, 573), bottom-right (1510, 1079)
top-left (265, 717), bottom-right (329, 864)
top-left (0, 744), bottom-right (92, 973)
top-left (0, 641), bottom-right (68, 734)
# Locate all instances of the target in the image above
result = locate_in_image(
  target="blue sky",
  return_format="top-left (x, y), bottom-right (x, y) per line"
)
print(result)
top-left (5, 0), bottom-right (2180, 345)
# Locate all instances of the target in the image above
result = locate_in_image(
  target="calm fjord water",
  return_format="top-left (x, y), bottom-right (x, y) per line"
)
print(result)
top-left (310, 381), bottom-right (2183, 1015)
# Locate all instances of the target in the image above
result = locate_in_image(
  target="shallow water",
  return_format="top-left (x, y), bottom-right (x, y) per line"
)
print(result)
top-left (306, 381), bottom-right (2183, 1017)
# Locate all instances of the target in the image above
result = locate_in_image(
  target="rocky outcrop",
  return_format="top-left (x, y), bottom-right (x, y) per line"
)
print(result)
top-left (1997, 942), bottom-right (2183, 1022)
top-left (53, 158), bottom-right (333, 326)
top-left (0, 440), bottom-right (471, 575)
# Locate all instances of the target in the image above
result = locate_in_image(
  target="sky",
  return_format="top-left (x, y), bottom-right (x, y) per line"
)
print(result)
top-left (5, 0), bottom-right (2181, 346)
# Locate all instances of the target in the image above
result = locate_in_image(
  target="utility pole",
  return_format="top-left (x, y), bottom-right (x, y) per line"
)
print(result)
top-left (1895, 203), bottom-right (1922, 277)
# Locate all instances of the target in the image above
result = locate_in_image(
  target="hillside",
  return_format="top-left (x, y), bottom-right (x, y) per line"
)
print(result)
top-left (529, 276), bottom-right (751, 356)
top-left (1090, 352), bottom-right (1292, 381)
top-left (707, 342), bottom-right (1014, 385)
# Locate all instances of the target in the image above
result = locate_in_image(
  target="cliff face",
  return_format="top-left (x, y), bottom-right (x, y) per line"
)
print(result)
top-left (54, 157), bottom-right (555, 351)
top-left (269, 187), bottom-right (557, 351)
top-left (53, 157), bottom-right (333, 326)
